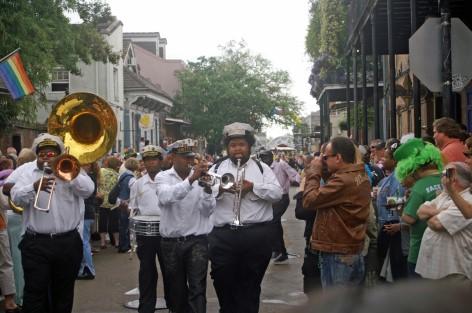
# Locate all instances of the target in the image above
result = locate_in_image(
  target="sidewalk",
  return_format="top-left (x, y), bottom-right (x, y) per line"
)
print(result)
top-left (73, 187), bottom-right (307, 312)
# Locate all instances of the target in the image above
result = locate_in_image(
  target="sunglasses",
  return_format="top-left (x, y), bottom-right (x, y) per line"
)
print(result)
top-left (322, 154), bottom-right (337, 161)
top-left (37, 151), bottom-right (58, 158)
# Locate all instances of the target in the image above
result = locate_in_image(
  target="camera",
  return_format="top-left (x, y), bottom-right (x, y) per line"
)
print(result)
top-left (445, 167), bottom-right (455, 179)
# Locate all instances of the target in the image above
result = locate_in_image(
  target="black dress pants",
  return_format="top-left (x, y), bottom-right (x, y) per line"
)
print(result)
top-left (160, 235), bottom-right (209, 313)
top-left (377, 222), bottom-right (408, 281)
top-left (136, 235), bottom-right (171, 313)
top-left (209, 223), bottom-right (272, 313)
top-left (272, 194), bottom-right (290, 255)
top-left (19, 230), bottom-right (83, 313)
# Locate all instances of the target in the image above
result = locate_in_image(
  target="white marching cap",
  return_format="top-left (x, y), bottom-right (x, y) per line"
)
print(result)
top-left (31, 133), bottom-right (65, 154)
top-left (141, 145), bottom-right (166, 159)
top-left (223, 122), bottom-right (254, 138)
top-left (167, 138), bottom-right (197, 156)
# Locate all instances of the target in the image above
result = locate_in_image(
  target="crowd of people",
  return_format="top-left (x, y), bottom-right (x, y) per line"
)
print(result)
top-left (0, 117), bottom-right (472, 313)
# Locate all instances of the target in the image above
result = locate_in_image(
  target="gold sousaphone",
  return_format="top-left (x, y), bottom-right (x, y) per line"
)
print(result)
top-left (10, 92), bottom-right (117, 213)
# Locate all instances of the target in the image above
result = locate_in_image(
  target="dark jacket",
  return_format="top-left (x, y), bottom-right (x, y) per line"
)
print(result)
top-left (84, 173), bottom-right (97, 220)
top-left (118, 171), bottom-right (134, 200)
top-left (303, 163), bottom-right (371, 255)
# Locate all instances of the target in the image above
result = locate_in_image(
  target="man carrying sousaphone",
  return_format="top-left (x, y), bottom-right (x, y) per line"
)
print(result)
top-left (208, 122), bottom-right (283, 313)
top-left (7, 133), bottom-right (94, 313)
top-left (156, 139), bottom-right (215, 313)
top-left (128, 145), bottom-right (171, 313)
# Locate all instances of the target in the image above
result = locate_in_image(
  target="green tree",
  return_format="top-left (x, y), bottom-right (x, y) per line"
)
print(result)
top-left (0, 0), bottom-right (119, 130)
top-left (173, 41), bottom-right (301, 152)
top-left (306, 0), bottom-right (348, 97)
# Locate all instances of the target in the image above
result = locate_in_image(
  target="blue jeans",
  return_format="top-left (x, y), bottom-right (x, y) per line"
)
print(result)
top-left (79, 219), bottom-right (95, 276)
top-left (319, 252), bottom-right (365, 288)
top-left (7, 213), bottom-right (24, 305)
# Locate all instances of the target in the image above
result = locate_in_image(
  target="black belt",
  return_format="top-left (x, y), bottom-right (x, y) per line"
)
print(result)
top-left (161, 234), bottom-right (207, 242)
top-left (215, 221), bottom-right (271, 230)
top-left (24, 228), bottom-right (78, 239)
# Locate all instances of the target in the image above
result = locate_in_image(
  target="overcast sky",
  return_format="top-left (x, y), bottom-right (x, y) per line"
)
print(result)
top-left (106, 0), bottom-right (316, 138)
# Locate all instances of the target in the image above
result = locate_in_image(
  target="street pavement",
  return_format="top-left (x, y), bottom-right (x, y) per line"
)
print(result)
top-left (73, 187), bottom-right (308, 313)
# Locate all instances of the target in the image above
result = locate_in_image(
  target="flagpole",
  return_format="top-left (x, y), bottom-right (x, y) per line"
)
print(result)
top-left (0, 48), bottom-right (21, 63)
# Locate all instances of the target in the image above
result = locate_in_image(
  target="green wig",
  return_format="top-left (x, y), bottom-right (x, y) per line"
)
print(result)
top-left (394, 138), bottom-right (443, 182)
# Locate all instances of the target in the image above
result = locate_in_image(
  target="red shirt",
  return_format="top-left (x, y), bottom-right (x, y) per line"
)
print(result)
top-left (441, 139), bottom-right (466, 164)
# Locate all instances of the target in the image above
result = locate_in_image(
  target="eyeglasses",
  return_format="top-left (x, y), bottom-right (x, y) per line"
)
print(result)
top-left (37, 151), bottom-right (58, 158)
top-left (322, 154), bottom-right (337, 161)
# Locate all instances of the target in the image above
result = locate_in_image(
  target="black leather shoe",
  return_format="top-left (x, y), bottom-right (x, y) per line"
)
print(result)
top-left (77, 273), bottom-right (95, 280)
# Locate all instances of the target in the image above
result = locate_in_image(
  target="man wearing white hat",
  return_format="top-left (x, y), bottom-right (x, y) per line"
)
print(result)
top-left (156, 139), bottom-right (215, 313)
top-left (129, 145), bottom-right (171, 313)
top-left (7, 133), bottom-right (94, 313)
top-left (208, 122), bottom-right (283, 313)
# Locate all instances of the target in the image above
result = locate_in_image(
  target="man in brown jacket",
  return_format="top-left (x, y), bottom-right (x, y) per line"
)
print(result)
top-left (303, 137), bottom-right (371, 288)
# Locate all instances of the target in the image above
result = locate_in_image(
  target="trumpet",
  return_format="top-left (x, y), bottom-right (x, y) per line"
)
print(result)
top-left (198, 172), bottom-right (235, 189)
top-left (231, 159), bottom-right (245, 227)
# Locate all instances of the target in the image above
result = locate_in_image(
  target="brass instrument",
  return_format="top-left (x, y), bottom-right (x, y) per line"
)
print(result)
top-left (9, 198), bottom-right (23, 215)
top-left (198, 172), bottom-right (234, 189)
top-left (34, 92), bottom-right (117, 212)
top-left (231, 159), bottom-right (246, 227)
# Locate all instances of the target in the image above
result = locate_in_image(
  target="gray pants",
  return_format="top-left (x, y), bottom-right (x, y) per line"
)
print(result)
top-left (0, 229), bottom-right (16, 296)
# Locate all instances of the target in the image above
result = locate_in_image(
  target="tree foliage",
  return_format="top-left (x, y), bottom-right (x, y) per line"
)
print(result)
top-left (0, 0), bottom-right (119, 130)
top-left (306, 0), bottom-right (348, 98)
top-left (173, 41), bottom-right (301, 152)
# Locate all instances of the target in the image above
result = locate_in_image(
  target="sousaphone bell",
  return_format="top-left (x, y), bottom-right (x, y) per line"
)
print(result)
top-left (26, 92), bottom-right (117, 212)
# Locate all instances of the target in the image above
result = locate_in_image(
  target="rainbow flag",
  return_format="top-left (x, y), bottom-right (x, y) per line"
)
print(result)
top-left (0, 49), bottom-right (35, 100)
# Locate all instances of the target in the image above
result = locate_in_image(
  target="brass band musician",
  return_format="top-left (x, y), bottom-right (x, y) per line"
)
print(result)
top-left (128, 145), bottom-right (171, 313)
top-left (208, 122), bottom-right (283, 313)
top-left (8, 133), bottom-right (94, 313)
top-left (156, 139), bottom-right (215, 313)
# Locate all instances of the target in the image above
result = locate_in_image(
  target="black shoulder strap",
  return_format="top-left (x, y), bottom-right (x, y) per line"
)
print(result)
top-left (213, 156), bottom-right (229, 173)
top-left (254, 159), bottom-right (264, 174)
top-left (214, 157), bottom-right (264, 174)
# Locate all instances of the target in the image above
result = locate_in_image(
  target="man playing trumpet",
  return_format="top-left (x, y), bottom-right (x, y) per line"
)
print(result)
top-left (208, 122), bottom-right (282, 313)
top-left (7, 133), bottom-right (94, 313)
top-left (156, 139), bottom-right (215, 313)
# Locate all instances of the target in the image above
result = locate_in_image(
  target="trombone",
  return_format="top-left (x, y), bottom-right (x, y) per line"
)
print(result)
top-left (34, 92), bottom-right (117, 212)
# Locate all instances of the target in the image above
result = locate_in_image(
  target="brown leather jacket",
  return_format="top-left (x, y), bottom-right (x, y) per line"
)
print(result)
top-left (303, 163), bottom-right (371, 254)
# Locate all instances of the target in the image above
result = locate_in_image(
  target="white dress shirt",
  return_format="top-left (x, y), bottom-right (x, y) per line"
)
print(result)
top-left (416, 190), bottom-right (472, 279)
top-left (210, 158), bottom-right (283, 226)
top-left (156, 167), bottom-right (215, 238)
top-left (129, 173), bottom-right (161, 217)
top-left (8, 160), bottom-right (94, 234)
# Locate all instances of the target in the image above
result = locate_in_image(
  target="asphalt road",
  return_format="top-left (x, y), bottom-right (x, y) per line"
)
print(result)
top-left (73, 187), bottom-right (308, 313)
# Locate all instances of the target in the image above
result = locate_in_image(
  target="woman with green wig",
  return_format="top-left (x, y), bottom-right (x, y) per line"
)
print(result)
top-left (393, 138), bottom-right (443, 278)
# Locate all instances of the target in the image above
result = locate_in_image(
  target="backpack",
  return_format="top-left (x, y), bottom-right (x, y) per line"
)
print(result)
top-left (108, 173), bottom-right (133, 205)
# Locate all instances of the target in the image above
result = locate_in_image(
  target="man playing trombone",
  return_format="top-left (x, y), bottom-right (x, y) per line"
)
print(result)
top-left (7, 133), bottom-right (94, 313)
top-left (208, 122), bottom-right (283, 313)
top-left (156, 139), bottom-right (215, 313)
